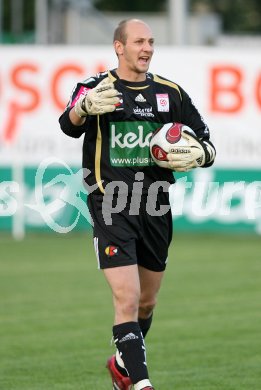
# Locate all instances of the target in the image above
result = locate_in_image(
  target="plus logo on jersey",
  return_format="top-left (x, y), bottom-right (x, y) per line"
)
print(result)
top-left (109, 121), bottom-right (161, 167)
top-left (156, 93), bottom-right (169, 112)
top-left (105, 246), bottom-right (118, 257)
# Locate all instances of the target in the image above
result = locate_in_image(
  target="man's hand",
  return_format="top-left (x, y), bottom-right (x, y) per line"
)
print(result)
top-left (74, 77), bottom-right (120, 117)
top-left (167, 130), bottom-right (215, 171)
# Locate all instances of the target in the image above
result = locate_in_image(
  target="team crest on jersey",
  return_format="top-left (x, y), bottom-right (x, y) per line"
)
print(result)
top-left (105, 245), bottom-right (118, 257)
top-left (156, 93), bottom-right (169, 112)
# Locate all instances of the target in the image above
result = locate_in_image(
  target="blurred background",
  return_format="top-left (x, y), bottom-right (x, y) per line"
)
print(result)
top-left (0, 2), bottom-right (261, 389)
top-left (0, 0), bottom-right (260, 238)
top-left (0, 0), bottom-right (261, 237)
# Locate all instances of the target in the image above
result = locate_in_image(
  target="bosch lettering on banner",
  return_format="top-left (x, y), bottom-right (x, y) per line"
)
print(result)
top-left (70, 86), bottom-right (90, 108)
top-left (156, 93), bottom-right (169, 112)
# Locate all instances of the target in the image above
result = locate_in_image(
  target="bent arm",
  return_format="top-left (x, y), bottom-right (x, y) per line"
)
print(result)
top-left (59, 108), bottom-right (86, 138)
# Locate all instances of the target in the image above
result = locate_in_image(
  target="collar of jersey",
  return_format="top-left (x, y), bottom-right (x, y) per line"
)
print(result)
top-left (109, 69), bottom-right (150, 90)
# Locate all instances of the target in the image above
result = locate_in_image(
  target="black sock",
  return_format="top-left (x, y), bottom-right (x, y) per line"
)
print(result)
top-left (138, 313), bottom-right (153, 338)
top-left (113, 321), bottom-right (149, 384)
top-left (115, 315), bottom-right (154, 377)
top-left (114, 355), bottom-right (128, 377)
top-left (115, 314), bottom-right (153, 377)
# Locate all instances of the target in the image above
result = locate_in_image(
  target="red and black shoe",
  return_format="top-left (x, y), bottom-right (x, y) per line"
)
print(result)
top-left (106, 355), bottom-right (132, 390)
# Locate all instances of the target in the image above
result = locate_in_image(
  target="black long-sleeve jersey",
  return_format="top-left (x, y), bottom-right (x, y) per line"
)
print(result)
top-left (59, 69), bottom-right (213, 195)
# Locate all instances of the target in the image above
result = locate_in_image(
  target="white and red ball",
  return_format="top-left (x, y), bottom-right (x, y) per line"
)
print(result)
top-left (150, 122), bottom-right (195, 168)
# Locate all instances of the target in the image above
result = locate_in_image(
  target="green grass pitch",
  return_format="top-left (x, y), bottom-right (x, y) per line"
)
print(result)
top-left (1, 232), bottom-right (260, 389)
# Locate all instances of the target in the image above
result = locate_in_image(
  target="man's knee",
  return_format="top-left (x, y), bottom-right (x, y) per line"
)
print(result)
top-left (114, 290), bottom-right (140, 318)
top-left (119, 300), bottom-right (140, 317)
top-left (138, 299), bottom-right (157, 318)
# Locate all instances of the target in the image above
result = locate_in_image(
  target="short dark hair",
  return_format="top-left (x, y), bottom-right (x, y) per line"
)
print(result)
top-left (113, 19), bottom-right (128, 44)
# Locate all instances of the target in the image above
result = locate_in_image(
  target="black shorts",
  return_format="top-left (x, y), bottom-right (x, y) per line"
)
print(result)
top-left (87, 191), bottom-right (173, 272)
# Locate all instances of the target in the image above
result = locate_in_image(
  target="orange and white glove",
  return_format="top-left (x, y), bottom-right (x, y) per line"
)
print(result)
top-left (167, 130), bottom-right (216, 171)
top-left (74, 77), bottom-right (120, 116)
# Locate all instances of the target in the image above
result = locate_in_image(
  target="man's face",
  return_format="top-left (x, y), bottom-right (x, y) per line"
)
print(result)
top-left (119, 21), bottom-right (154, 75)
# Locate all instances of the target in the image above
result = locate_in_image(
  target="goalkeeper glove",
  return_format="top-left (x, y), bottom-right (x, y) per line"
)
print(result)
top-left (167, 130), bottom-right (216, 171)
top-left (74, 77), bottom-right (120, 117)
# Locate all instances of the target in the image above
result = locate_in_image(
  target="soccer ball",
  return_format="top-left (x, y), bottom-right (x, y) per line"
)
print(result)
top-left (150, 122), bottom-right (195, 168)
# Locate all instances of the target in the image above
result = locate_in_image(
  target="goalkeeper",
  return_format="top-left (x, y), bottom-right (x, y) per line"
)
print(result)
top-left (59, 18), bottom-right (216, 390)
